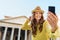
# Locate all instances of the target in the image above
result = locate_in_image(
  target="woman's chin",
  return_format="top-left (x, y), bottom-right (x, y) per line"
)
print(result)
top-left (37, 18), bottom-right (40, 20)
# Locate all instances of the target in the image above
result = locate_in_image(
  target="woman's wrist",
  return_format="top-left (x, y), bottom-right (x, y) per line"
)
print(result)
top-left (52, 25), bottom-right (58, 33)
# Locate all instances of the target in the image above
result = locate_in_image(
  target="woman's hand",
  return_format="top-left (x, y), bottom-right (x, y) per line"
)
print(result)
top-left (29, 16), bottom-right (33, 21)
top-left (47, 11), bottom-right (58, 33)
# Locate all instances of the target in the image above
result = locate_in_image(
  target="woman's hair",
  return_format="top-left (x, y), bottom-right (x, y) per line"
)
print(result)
top-left (31, 13), bottom-right (45, 37)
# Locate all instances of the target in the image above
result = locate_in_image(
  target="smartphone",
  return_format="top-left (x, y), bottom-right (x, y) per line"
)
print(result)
top-left (48, 6), bottom-right (56, 33)
top-left (48, 6), bottom-right (56, 15)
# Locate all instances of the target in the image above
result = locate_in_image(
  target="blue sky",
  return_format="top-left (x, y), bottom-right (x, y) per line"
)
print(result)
top-left (0, 0), bottom-right (60, 19)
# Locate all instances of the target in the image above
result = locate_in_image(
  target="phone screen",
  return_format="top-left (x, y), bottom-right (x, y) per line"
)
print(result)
top-left (48, 6), bottom-right (56, 15)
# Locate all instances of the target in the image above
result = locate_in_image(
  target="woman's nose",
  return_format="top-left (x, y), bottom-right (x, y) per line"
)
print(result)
top-left (37, 13), bottom-right (40, 15)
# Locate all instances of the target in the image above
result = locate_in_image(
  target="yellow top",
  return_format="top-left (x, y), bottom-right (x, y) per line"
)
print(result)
top-left (21, 19), bottom-right (59, 40)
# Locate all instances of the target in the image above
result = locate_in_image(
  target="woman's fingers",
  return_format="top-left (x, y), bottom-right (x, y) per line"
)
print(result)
top-left (48, 12), bottom-right (58, 22)
top-left (47, 15), bottom-right (55, 27)
top-left (29, 16), bottom-right (33, 21)
top-left (47, 17), bottom-right (53, 26)
top-left (48, 11), bottom-right (58, 21)
top-left (47, 11), bottom-right (58, 27)
top-left (48, 13), bottom-right (57, 24)
top-left (47, 12), bottom-right (58, 32)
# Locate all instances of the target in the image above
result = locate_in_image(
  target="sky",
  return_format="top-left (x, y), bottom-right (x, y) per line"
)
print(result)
top-left (0, 0), bottom-right (60, 19)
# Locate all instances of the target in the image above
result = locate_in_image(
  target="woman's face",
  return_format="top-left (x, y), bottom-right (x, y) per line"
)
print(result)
top-left (34, 12), bottom-right (42, 21)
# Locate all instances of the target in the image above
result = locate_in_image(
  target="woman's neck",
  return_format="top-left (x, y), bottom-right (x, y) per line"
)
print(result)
top-left (37, 20), bottom-right (39, 23)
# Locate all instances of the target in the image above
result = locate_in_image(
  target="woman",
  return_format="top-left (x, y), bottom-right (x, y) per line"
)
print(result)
top-left (22, 6), bottom-right (58, 40)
